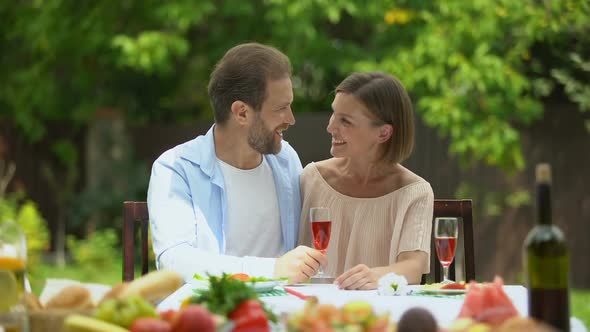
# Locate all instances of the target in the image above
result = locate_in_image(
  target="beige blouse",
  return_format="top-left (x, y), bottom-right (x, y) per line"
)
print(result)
top-left (298, 162), bottom-right (434, 276)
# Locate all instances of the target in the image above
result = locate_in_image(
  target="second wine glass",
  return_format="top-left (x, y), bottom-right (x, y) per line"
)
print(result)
top-left (309, 207), bottom-right (332, 278)
top-left (434, 217), bottom-right (458, 284)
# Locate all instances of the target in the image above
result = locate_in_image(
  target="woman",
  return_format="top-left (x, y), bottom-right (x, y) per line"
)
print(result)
top-left (298, 72), bottom-right (433, 290)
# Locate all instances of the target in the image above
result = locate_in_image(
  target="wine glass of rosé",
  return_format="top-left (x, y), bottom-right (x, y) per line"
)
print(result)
top-left (310, 207), bottom-right (332, 278)
top-left (434, 217), bottom-right (458, 284)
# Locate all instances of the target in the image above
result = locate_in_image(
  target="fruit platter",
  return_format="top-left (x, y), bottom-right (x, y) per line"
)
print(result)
top-left (283, 277), bottom-right (561, 332)
top-left (24, 270), bottom-right (277, 332)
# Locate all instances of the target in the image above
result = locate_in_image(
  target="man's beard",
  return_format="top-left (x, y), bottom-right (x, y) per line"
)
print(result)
top-left (248, 114), bottom-right (282, 154)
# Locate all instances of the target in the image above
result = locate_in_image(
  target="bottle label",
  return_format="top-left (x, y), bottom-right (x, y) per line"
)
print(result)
top-left (526, 255), bottom-right (569, 289)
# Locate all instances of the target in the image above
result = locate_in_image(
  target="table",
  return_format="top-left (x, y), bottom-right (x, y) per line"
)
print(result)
top-left (158, 283), bottom-right (587, 331)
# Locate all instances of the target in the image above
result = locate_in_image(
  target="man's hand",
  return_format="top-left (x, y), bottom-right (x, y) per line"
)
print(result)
top-left (334, 264), bottom-right (379, 290)
top-left (274, 246), bottom-right (327, 284)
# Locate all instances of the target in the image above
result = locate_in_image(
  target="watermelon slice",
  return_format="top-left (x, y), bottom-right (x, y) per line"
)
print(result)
top-left (457, 277), bottom-right (518, 326)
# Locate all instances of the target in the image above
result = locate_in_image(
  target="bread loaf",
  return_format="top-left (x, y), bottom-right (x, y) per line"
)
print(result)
top-left (119, 270), bottom-right (183, 303)
top-left (45, 285), bottom-right (94, 310)
top-left (98, 282), bottom-right (129, 304)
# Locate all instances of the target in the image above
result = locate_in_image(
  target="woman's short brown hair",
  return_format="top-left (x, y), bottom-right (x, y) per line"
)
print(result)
top-left (336, 72), bottom-right (415, 164)
top-left (208, 43), bottom-right (292, 125)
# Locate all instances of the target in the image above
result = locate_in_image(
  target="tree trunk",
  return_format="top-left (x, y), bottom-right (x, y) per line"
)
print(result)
top-left (55, 209), bottom-right (66, 267)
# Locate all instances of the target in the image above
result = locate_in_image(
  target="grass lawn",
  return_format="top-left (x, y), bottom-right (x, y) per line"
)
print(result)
top-left (28, 262), bottom-right (589, 329)
top-left (572, 289), bottom-right (590, 329)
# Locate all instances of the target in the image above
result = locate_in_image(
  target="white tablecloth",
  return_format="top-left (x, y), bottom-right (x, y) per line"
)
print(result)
top-left (158, 283), bottom-right (587, 331)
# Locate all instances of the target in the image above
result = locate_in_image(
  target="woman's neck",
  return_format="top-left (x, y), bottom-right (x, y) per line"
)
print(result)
top-left (338, 158), bottom-right (398, 186)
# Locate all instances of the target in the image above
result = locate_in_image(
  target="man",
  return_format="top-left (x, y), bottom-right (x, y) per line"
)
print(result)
top-left (147, 43), bottom-right (326, 283)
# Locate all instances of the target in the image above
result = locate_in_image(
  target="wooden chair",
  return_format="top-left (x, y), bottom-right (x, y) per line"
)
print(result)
top-left (122, 201), bottom-right (150, 281)
top-left (422, 199), bottom-right (475, 284)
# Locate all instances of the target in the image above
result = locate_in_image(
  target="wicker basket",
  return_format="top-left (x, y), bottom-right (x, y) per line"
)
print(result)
top-left (29, 309), bottom-right (92, 332)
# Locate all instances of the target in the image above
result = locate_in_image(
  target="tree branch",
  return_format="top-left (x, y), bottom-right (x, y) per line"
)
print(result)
top-left (0, 160), bottom-right (16, 198)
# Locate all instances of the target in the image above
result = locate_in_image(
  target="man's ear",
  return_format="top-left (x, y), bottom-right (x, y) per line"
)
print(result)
top-left (230, 101), bottom-right (249, 125)
top-left (378, 124), bottom-right (393, 143)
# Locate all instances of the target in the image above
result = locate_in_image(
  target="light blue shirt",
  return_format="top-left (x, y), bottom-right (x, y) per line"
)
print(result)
top-left (147, 125), bottom-right (302, 282)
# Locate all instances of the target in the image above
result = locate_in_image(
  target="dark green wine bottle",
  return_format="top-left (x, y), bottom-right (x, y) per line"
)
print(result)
top-left (523, 163), bottom-right (570, 331)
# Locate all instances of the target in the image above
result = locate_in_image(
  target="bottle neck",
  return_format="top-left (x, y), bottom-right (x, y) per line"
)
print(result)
top-left (536, 183), bottom-right (552, 225)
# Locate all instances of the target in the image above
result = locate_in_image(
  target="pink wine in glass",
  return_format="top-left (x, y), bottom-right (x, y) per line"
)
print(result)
top-left (311, 221), bottom-right (332, 253)
top-left (435, 237), bottom-right (457, 267)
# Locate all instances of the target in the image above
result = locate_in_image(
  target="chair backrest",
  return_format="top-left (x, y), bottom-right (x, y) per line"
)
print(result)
top-left (423, 199), bottom-right (475, 284)
top-left (122, 201), bottom-right (150, 281)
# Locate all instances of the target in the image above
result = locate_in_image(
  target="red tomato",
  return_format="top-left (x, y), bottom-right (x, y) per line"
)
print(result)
top-left (229, 299), bottom-right (270, 332)
top-left (130, 318), bottom-right (171, 332)
top-left (172, 304), bottom-right (216, 332)
top-left (230, 273), bottom-right (251, 282)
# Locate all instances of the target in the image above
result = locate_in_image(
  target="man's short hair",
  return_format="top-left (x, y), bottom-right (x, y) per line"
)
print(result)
top-left (336, 72), bottom-right (415, 164)
top-left (208, 43), bottom-right (292, 124)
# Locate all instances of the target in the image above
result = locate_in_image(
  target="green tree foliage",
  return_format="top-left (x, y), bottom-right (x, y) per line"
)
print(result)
top-left (354, 0), bottom-right (589, 171)
top-left (551, 53), bottom-right (590, 132)
top-left (1, 0), bottom-right (588, 172)
top-left (67, 229), bottom-right (118, 273)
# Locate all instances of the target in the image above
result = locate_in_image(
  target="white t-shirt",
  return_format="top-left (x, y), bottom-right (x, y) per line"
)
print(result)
top-left (217, 157), bottom-right (284, 258)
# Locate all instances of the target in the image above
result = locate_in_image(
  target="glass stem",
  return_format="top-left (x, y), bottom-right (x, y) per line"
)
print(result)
top-left (443, 265), bottom-right (449, 282)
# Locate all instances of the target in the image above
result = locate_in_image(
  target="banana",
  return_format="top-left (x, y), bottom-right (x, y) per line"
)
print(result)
top-left (63, 315), bottom-right (129, 332)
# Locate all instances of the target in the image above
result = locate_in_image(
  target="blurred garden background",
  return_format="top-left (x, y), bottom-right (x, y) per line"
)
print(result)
top-left (0, 0), bottom-right (589, 327)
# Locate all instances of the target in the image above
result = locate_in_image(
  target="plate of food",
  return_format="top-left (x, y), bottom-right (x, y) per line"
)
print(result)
top-left (416, 282), bottom-right (468, 295)
top-left (237, 275), bottom-right (287, 293)
top-left (190, 273), bottom-right (286, 293)
top-left (418, 288), bottom-right (467, 295)
top-left (245, 280), bottom-right (283, 293)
